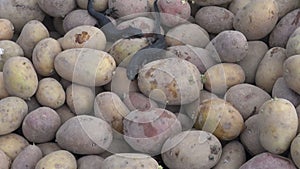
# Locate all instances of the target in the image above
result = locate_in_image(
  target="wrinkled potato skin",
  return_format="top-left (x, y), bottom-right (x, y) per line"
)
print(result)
top-left (0, 150), bottom-right (10, 169)
top-left (0, 19), bottom-right (14, 40)
top-left (0, 133), bottom-right (29, 160)
top-left (37, 0), bottom-right (76, 17)
top-left (35, 150), bottom-right (77, 169)
top-left (63, 9), bottom-right (97, 33)
top-left (0, 40), bottom-right (24, 71)
top-left (16, 20), bottom-right (49, 58)
top-left (283, 55), bottom-right (300, 95)
top-left (11, 145), bottom-right (42, 169)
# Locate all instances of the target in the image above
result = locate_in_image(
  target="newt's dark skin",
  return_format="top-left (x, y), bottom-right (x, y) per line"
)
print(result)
top-left (87, 0), bottom-right (143, 42)
top-left (126, 0), bottom-right (167, 80)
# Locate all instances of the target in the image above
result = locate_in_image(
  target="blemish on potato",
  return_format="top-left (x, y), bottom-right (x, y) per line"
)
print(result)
top-left (75, 31), bottom-right (90, 44)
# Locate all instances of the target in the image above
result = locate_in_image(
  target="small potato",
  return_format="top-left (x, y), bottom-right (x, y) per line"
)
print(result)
top-left (0, 72), bottom-right (9, 99)
top-left (286, 27), bottom-right (300, 57)
top-left (0, 149), bottom-right (10, 169)
top-left (60, 25), bottom-right (106, 51)
top-left (37, 0), bottom-right (76, 17)
top-left (0, 0), bottom-right (45, 32)
top-left (206, 30), bottom-right (248, 63)
top-left (11, 145), bottom-right (42, 169)
top-left (283, 55), bottom-right (300, 95)
top-left (3, 56), bottom-right (38, 99)
top-left (224, 83), bottom-right (271, 120)
top-left (272, 77), bottom-right (300, 106)
top-left (77, 155), bottom-right (104, 169)
top-left (0, 133), bottom-right (29, 160)
top-left (35, 150), bottom-right (77, 169)
top-left (37, 143), bottom-right (62, 156)
top-left (213, 141), bottom-right (246, 169)
top-left (233, 0), bottom-right (279, 40)
top-left (269, 9), bottom-right (300, 47)
top-left (0, 40), bottom-right (24, 71)
top-left (258, 98), bottom-right (298, 154)
top-left (162, 130), bottom-right (222, 169)
top-left (122, 92), bottom-right (159, 111)
top-left (165, 23), bottom-right (210, 48)
top-left (56, 115), bottom-right (113, 154)
top-left (0, 97), bottom-right (28, 135)
top-left (195, 6), bottom-right (234, 34)
top-left (123, 108), bottom-right (182, 155)
top-left (239, 152), bottom-right (297, 169)
top-left (63, 9), bottom-right (97, 33)
top-left (237, 40), bottom-right (268, 83)
top-left (16, 20), bottom-right (49, 58)
top-left (54, 48), bottom-right (116, 86)
top-left (0, 19), bottom-right (14, 40)
top-left (94, 92), bottom-right (130, 133)
top-left (194, 98), bottom-right (244, 141)
top-left (101, 153), bottom-right (159, 169)
top-left (77, 0), bottom-right (108, 11)
top-left (22, 107), bottom-right (61, 143)
top-left (36, 78), bottom-right (65, 109)
top-left (55, 105), bottom-right (75, 124)
top-left (32, 38), bottom-right (62, 76)
top-left (66, 84), bottom-right (94, 115)
top-left (204, 63), bottom-right (245, 96)
top-left (138, 57), bottom-right (203, 105)
top-left (240, 114), bottom-right (266, 155)
top-left (291, 134), bottom-right (300, 168)
top-left (255, 47), bottom-right (287, 93)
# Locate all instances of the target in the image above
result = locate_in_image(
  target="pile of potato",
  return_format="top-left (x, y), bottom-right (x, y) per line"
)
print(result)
top-left (1, 0), bottom-right (300, 168)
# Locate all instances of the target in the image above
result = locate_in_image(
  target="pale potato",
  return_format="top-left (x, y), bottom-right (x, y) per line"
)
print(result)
top-left (0, 19), bottom-right (14, 40)
top-left (35, 150), bottom-right (77, 169)
top-left (0, 133), bottom-right (29, 160)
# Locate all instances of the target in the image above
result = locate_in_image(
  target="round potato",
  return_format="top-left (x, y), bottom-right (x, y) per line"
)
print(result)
top-left (54, 48), bottom-right (116, 86)
top-left (0, 133), bottom-right (29, 160)
top-left (0, 19), bottom-right (14, 40)
top-left (0, 40), bottom-right (24, 71)
top-left (77, 155), bottom-right (104, 169)
top-left (37, 0), bottom-right (76, 17)
top-left (35, 150), bottom-right (77, 169)
top-left (0, 149), bottom-right (10, 169)
top-left (162, 130), bottom-right (222, 169)
top-left (283, 55), bottom-right (300, 95)
top-left (258, 98), bottom-right (298, 154)
top-left (11, 145), bottom-right (42, 169)
top-left (36, 143), bottom-right (62, 156)
top-left (63, 9), bottom-right (97, 33)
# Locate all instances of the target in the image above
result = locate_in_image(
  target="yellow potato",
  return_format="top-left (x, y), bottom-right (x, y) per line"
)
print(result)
top-left (0, 133), bottom-right (29, 160)
top-left (35, 150), bottom-right (77, 169)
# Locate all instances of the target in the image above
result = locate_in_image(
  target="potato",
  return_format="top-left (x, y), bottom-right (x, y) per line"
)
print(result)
top-left (162, 130), bottom-right (222, 169)
top-left (228, 0), bottom-right (251, 14)
top-left (94, 92), bottom-right (130, 133)
top-left (272, 77), bottom-right (300, 106)
top-left (138, 57), bottom-right (203, 105)
top-left (194, 0), bottom-right (232, 6)
top-left (286, 27), bottom-right (300, 57)
top-left (255, 47), bottom-right (287, 93)
top-left (258, 98), bottom-right (298, 154)
top-left (0, 97), bottom-right (28, 135)
top-left (11, 145), bottom-right (42, 169)
top-left (60, 25), bottom-right (106, 51)
top-left (101, 153), bottom-right (159, 169)
top-left (56, 115), bottom-right (113, 154)
top-left (63, 9), bottom-right (97, 33)
top-left (167, 45), bottom-right (217, 74)
top-left (283, 55), bottom-right (300, 95)
top-left (36, 143), bottom-right (62, 156)
top-left (55, 105), bottom-right (75, 124)
top-left (54, 48), bottom-right (116, 86)
top-left (204, 63), bottom-right (245, 96)
top-left (240, 114), bottom-right (266, 155)
top-left (0, 72), bottom-right (9, 99)
top-left (0, 19), bottom-right (14, 40)
top-left (66, 84), bottom-right (94, 115)
top-left (275, 0), bottom-right (300, 18)
top-left (195, 6), bottom-right (234, 34)
top-left (237, 40), bottom-right (268, 83)
top-left (0, 0), bottom-right (45, 32)
top-left (101, 133), bottom-right (135, 156)
top-left (239, 152), bottom-right (297, 169)
top-left (224, 83), bottom-right (271, 120)
top-left (0, 149), bottom-right (10, 169)
top-left (165, 23), bottom-right (210, 48)
top-left (122, 92), bottom-right (159, 111)
top-left (32, 38), bottom-right (62, 76)
top-left (37, 0), bottom-right (76, 17)
top-left (269, 9), bottom-right (300, 47)
top-left (108, 0), bottom-right (150, 20)
top-left (77, 0), bottom-right (108, 11)
top-left (213, 141), bottom-right (246, 169)
top-left (36, 78), bottom-right (65, 109)
top-left (77, 155), bottom-right (104, 169)
top-left (205, 30), bottom-right (248, 63)
top-left (35, 150), bottom-right (77, 169)
top-left (291, 133), bottom-right (300, 168)
top-left (233, 0), bottom-right (279, 40)
top-left (193, 98), bottom-right (244, 141)
top-left (0, 133), bottom-right (29, 160)
top-left (0, 40), bottom-right (24, 71)
top-left (22, 107), bottom-right (61, 143)
top-left (123, 108), bottom-right (182, 155)
top-left (16, 20), bottom-right (49, 58)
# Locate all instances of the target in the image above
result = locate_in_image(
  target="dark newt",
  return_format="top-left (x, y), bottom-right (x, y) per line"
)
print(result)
top-left (87, 0), bottom-right (143, 42)
top-left (126, 0), bottom-right (167, 80)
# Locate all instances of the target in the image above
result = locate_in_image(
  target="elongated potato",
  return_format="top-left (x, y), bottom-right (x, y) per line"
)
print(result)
top-left (0, 40), bottom-right (24, 71)
top-left (35, 150), bottom-right (77, 169)
top-left (0, 133), bottom-right (29, 160)
top-left (11, 145), bottom-right (42, 169)
top-left (54, 48), bottom-right (116, 86)
top-left (283, 55), bottom-right (300, 95)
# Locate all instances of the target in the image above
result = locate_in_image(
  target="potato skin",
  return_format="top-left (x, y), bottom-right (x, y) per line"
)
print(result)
top-left (0, 149), bottom-right (10, 169)
top-left (3, 56), bottom-right (38, 99)
top-left (0, 97), bottom-right (28, 135)
top-left (63, 9), bottom-right (97, 33)
top-left (0, 133), bottom-right (29, 160)
top-left (258, 98), bottom-right (298, 154)
top-left (286, 27), bottom-right (300, 57)
top-left (122, 92), bottom-right (159, 111)
top-left (35, 150), bottom-right (77, 169)
top-left (54, 48), bottom-right (116, 86)
top-left (0, 40), bottom-right (24, 71)
top-left (0, 19), bottom-right (14, 40)
top-left (37, 0), bottom-right (76, 17)
top-left (283, 55), bottom-right (300, 95)
top-left (76, 0), bottom-right (108, 11)
top-left (162, 130), bottom-right (222, 169)
top-left (77, 155), bottom-right (104, 169)
top-left (291, 134), bottom-right (300, 168)
top-left (11, 145), bottom-right (42, 169)
top-left (36, 143), bottom-right (62, 156)
top-left (272, 77), bottom-right (300, 106)
top-left (194, 0), bottom-right (232, 6)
